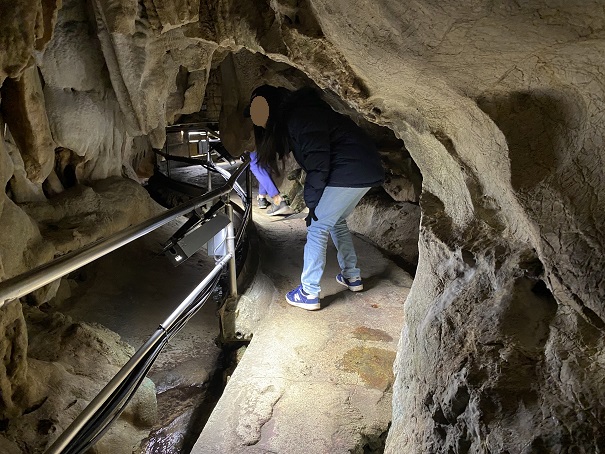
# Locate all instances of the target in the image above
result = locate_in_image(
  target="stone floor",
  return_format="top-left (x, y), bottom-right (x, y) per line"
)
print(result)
top-left (192, 200), bottom-right (412, 453)
top-left (57, 181), bottom-right (412, 453)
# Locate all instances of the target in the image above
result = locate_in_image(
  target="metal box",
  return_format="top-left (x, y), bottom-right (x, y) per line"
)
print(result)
top-left (165, 214), bottom-right (230, 266)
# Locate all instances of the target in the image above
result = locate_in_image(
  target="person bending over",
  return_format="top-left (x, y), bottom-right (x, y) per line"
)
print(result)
top-left (246, 84), bottom-right (384, 310)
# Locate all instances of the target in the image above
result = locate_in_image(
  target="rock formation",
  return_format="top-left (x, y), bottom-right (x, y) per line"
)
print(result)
top-left (0, 0), bottom-right (604, 452)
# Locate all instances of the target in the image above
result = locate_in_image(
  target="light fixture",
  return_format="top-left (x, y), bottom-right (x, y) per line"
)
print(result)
top-left (188, 130), bottom-right (207, 143)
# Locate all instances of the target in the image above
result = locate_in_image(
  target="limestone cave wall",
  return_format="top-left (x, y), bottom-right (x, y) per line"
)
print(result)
top-left (0, 0), bottom-right (604, 452)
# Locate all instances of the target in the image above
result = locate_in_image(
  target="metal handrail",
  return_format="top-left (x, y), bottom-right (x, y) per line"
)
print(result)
top-left (38, 156), bottom-right (252, 453)
top-left (45, 255), bottom-right (232, 454)
top-left (0, 156), bottom-right (250, 308)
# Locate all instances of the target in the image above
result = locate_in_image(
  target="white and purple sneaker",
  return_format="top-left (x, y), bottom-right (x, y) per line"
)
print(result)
top-left (336, 274), bottom-right (363, 292)
top-left (286, 285), bottom-right (321, 310)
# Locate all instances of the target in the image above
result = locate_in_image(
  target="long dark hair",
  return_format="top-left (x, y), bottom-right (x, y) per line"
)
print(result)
top-left (250, 85), bottom-right (292, 175)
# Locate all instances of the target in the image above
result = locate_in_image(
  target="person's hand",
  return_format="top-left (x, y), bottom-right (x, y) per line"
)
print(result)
top-left (305, 207), bottom-right (318, 227)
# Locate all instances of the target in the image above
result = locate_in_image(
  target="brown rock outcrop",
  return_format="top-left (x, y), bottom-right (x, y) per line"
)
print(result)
top-left (0, 307), bottom-right (157, 453)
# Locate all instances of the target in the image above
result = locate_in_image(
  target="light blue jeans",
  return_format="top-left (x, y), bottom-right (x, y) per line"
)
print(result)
top-left (301, 186), bottom-right (370, 295)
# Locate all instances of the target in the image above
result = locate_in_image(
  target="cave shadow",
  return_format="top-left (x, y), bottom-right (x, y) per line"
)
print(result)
top-left (476, 89), bottom-right (581, 192)
top-left (319, 293), bottom-right (340, 309)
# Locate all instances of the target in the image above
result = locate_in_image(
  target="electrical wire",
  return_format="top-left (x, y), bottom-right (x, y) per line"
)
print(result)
top-left (60, 273), bottom-right (222, 454)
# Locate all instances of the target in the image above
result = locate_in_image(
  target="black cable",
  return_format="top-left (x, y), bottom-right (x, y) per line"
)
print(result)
top-left (63, 273), bottom-right (223, 454)
top-left (66, 339), bottom-right (168, 454)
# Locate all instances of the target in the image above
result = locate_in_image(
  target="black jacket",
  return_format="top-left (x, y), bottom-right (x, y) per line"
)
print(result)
top-left (284, 89), bottom-right (385, 209)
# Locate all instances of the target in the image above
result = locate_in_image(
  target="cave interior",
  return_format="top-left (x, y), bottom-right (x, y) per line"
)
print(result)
top-left (0, 0), bottom-right (604, 453)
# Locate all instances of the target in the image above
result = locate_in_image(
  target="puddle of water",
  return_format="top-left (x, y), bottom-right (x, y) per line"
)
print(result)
top-left (341, 346), bottom-right (396, 391)
top-left (352, 326), bottom-right (393, 342)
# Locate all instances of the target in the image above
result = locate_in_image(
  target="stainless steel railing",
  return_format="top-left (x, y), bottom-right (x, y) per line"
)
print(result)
top-left (0, 156), bottom-right (250, 308)
top-left (0, 152), bottom-right (252, 453)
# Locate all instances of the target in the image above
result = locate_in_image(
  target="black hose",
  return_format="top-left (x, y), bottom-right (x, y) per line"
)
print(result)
top-left (66, 338), bottom-right (168, 454)
top-left (62, 273), bottom-right (222, 454)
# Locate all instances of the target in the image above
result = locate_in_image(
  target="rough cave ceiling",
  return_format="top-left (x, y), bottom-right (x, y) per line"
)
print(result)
top-left (0, 0), bottom-right (604, 452)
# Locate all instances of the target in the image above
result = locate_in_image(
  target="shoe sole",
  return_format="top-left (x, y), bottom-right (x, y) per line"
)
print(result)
top-left (285, 295), bottom-right (321, 310)
top-left (267, 205), bottom-right (295, 216)
top-left (336, 276), bottom-right (363, 292)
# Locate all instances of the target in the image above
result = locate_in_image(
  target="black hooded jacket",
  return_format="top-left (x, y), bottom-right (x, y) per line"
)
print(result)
top-left (283, 89), bottom-right (385, 209)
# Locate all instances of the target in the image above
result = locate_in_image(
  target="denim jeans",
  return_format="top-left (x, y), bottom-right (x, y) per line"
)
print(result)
top-left (250, 151), bottom-right (279, 197)
top-left (301, 186), bottom-right (370, 295)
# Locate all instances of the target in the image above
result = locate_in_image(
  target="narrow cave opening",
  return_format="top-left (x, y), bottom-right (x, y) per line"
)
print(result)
top-left (192, 48), bottom-right (423, 267)
top-left (148, 49), bottom-right (423, 452)
top-left (152, 47), bottom-right (424, 271)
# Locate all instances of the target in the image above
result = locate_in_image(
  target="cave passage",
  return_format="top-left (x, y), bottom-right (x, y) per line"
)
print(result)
top-left (2, 0), bottom-right (605, 452)
top-left (24, 83), bottom-right (421, 451)
top-left (44, 160), bottom-right (417, 453)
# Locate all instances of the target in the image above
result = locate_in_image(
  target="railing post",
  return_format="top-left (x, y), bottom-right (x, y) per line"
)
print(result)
top-left (225, 200), bottom-right (237, 297)
top-left (206, 142), bottom-right (212, 192)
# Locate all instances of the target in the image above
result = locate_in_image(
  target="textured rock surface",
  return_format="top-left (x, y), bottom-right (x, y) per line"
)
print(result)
top-left (21, 177), bottom-right (163, 255)
top-left (0, 0), bottom-right (604, 452)
top-left (0, 0), bottom-right (59, 81)
top-left (0, 307), bottom-right (157, 453)
top-left (348, 190), bottom-right (420, 267)
top-left (0, 137), bottom-right (54, 282)
top-left (1, 66), bottom-right (56, 185)
top-left (0, 302), bottom-right (30, 421)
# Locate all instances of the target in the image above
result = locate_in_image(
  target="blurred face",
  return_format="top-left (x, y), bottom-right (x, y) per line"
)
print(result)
top-left (250, 96), bottom-right (269, 128)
